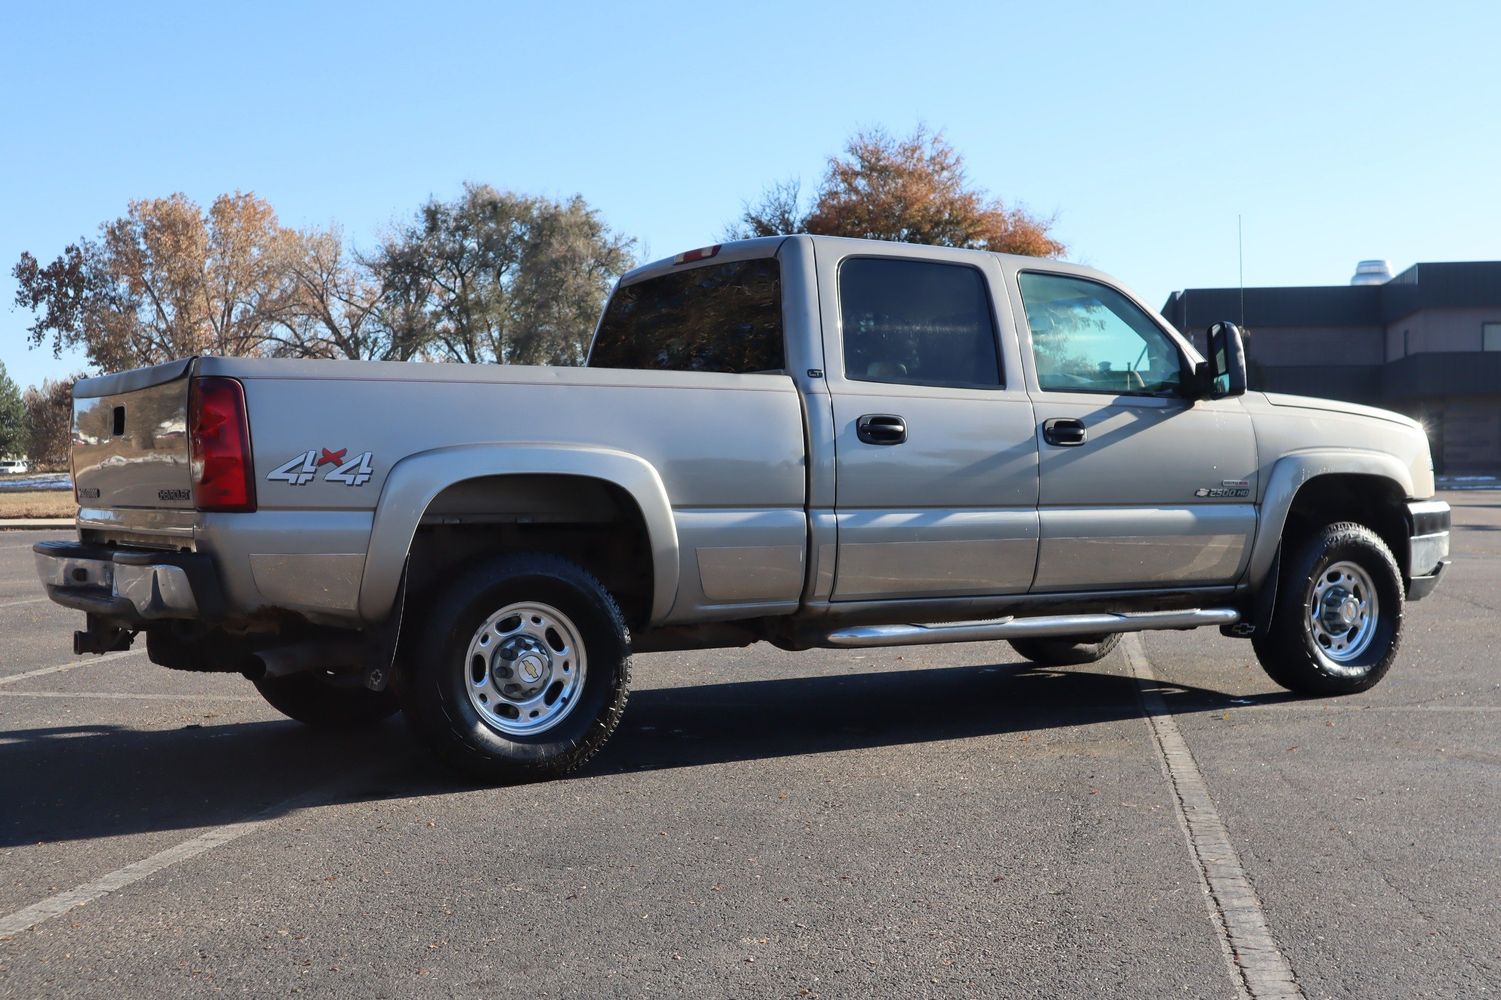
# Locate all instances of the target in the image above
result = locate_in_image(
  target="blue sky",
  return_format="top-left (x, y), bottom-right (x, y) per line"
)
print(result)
top-left (2, 0), bottom-right (1497, 390)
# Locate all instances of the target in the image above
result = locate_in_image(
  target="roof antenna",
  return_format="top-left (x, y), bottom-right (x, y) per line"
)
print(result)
top-left (1237, 214), bottom-right (1246, 329)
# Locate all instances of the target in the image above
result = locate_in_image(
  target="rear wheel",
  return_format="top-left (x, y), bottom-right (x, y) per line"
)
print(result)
top-left (1008, 633), bottom-right (1122, 667)
top-left (1252, 522), bottom-right (1403, 695)
top-left (253, 672), bottom-right (399, 728)
top-left (400, 552), bottom-right (630, 783)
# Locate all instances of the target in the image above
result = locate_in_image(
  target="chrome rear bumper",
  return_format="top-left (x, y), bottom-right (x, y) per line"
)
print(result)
top-left (34, 540), bottom-right (223, 621)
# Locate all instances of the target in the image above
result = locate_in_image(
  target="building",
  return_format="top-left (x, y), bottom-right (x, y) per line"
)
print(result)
top-left (1162, 261), bottom-right (1501, 474)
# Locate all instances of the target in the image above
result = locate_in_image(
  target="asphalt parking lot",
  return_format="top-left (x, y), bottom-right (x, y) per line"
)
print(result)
top-left (0, 494), bottom-right (1496, 998)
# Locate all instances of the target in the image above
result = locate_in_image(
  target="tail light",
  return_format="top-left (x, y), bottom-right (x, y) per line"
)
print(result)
top-left (190, 376), bottom-right (256, 512)
top-left (672, 244), bottom-right (721, 265)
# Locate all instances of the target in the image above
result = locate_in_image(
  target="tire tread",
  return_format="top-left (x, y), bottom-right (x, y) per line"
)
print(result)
top-left (401, 551), bottom-right (631, 783)
top-left (1252, 521), bottom-right (1403, 695)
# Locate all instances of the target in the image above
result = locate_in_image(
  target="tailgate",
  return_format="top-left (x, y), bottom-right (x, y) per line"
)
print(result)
top-left (72, 359), bottom-right (195, 510)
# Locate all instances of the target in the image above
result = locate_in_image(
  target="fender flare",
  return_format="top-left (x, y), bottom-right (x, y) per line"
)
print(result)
top-left (1245, 449), bottom-right (1416, 590)
top-left (357, 443), bottom-right (680, 624)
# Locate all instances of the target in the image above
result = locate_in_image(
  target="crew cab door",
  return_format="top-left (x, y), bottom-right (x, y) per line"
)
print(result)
top-left (816, 242), bottom-right (1040, 601)
top-left (1004, 265), bottom-right (1257, 593)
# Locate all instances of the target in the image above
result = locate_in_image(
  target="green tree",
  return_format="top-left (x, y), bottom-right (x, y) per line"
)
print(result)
top-left (729, 125), bottom-right (1064, 257)
top-left (370, 184), bottom-right (636, 366)
top-left (0, 362), bottom-right (25, 457)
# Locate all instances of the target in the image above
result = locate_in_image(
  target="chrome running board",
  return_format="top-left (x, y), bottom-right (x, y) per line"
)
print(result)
top-left (822, 608), bottom-right (1241, 649)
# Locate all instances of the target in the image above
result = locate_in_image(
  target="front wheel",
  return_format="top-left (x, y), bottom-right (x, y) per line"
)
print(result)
top-left (1252, 522), bottom-right (1403, 695)
top-left (400, 552), bottom-right (631, 783)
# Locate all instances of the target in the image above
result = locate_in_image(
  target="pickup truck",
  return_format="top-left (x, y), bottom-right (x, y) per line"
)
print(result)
top-left (34, 235), bottom-right (1452, 781)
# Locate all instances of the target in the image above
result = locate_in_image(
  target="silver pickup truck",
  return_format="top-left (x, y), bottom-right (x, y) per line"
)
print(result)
top-left (35, 235), bottom-right (1452, 781)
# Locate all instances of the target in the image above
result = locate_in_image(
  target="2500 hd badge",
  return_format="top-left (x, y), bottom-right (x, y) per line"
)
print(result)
top-left (1195, 481), bottom-right (1251, 498)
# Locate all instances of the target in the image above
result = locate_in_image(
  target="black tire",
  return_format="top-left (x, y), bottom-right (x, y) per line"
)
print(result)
top-left (399, 552), bottom-right (630, 783)
top-left (1252, 522), bottom-right (1403, 695)
top-left (1008, 633), bottom-right (1122, 667)
top-left (253, 672), bottom-right (400, 728)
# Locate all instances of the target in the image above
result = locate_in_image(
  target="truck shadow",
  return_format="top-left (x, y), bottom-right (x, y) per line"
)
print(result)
top-left (592, 662), bottom-right (1294, 776)
top-left (0, 661), bottom-right (1291, 849)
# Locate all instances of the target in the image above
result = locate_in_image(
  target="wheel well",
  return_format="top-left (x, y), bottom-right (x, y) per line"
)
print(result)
top-left (1282, 474), bottom-right (1409, 578)
top-left (404, 474), bottom-right (655, 628)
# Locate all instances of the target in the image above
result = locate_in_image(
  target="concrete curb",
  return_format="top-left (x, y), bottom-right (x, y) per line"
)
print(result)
top-left (0, 519), bottom-right (74, 530)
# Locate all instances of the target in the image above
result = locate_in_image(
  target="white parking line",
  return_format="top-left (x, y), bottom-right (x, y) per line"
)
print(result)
top-left (0, 650), bottom-right (143, 687)
top-left (1125, 634), bottom-right (1304, 1000)
top-left (0, 782), bottom-right (341, 940)
top-left (1227, 702), bottom-right (1500, 714)
top-left (0, 597), bottom-right (48, 609)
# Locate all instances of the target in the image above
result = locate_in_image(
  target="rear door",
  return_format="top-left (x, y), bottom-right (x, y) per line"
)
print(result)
top-left (817, 242), bottom-right (1040, 601)
top-left (1004, 265), bottom-right (1257, 593)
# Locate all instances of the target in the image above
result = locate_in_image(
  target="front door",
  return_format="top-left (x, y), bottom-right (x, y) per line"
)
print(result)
top-left (1005, 267), bottom-right (1258, 593)
top-left (818, 245), bottom-right (1041, 601)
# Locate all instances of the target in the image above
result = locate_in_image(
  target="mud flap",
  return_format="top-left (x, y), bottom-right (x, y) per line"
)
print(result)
top-left (1222, 545), bottom-right (1280, 639)
top-left (363, 561), bottom-right (407, 692)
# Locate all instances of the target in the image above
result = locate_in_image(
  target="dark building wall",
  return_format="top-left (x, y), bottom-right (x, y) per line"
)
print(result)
top-left (1162, 262), bottom-right (1501, 474)
top-left (1162, 285), bottom-right (1381, 332)
top-left (1253, 366), bottom-right (1384, 405)
top-left (1382, 351), bottom-right (1501, 400)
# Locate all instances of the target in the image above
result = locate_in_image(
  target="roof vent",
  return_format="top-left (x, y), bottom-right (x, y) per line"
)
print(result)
top-left (1350, 259), bottom-right (1392, 286)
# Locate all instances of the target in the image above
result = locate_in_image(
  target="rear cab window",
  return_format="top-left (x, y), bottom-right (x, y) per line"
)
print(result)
top-left (588, 258), bottom-right (784, 374)
top-left (839, 257), bottom-right (1002, 388)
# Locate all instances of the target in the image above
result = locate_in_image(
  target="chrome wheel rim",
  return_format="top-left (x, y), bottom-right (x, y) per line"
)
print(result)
top-left (1306, 560), bottom-right (1379, 673)
top-left (464, 601), bottom-right (586, 736)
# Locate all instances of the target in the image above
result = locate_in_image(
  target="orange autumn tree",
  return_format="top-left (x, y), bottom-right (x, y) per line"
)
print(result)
top-left (729, 125), bottom-right (1064, 257)
top-left (13, 192), bottom-right (301, 372)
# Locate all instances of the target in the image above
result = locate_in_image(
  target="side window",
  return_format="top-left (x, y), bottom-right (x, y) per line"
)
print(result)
top-left (588, 258), bottom-right (783, 374)
top-left (1017, 271), bottom-right (1183, 395)
top-left (840, 258), bottom-right (1001, 389)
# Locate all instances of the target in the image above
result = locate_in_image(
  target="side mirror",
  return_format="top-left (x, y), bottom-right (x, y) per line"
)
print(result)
top-left (1197, 321), bottom-right (1247, 399)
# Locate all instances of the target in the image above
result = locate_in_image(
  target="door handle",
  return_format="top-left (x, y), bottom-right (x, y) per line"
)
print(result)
top-left (1042, 417), bottom-right (1087, 447)
top-left (857, 414), bottom-right (907, 445)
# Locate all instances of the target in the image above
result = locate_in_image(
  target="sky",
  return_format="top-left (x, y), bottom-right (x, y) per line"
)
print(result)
top-left (2, 0), bottom-right (1498, 391)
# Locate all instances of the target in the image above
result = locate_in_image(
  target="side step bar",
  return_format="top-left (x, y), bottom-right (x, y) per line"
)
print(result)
top-left (823, 608), bottom-right (1241, 649)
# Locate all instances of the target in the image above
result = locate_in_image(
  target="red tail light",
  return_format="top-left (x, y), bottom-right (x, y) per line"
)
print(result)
top-left (190, 376), bottom-right (256, 512)
top-left (672, 244), bottom-right (721, 265)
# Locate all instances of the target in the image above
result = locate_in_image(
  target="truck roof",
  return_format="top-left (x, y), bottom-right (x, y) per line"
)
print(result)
top-left (619, 234), bottom-right (1089, 289)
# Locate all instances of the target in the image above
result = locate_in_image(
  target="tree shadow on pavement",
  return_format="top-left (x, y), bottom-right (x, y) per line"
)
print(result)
top-left (0, 659), bottom-right (1290, 849)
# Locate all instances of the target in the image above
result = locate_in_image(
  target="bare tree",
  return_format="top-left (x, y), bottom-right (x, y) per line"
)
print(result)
top-left (23, 377), bottom-right (78, 468)
top-left (370, 185), bottom-right (635, 366)
top-left (14, 186), bottom-right (639, 373)
top-left (724, 179), bottom-right (805, 240)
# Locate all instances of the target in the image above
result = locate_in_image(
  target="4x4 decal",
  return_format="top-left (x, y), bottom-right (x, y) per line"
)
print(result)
top-left (267, 448), bottom-right (374, 486)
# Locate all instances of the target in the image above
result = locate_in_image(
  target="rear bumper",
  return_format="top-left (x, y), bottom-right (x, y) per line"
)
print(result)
top-left (34, 540), bottom-right (224, 622)
top-left (1405, 499), bottom-right (1451, 602)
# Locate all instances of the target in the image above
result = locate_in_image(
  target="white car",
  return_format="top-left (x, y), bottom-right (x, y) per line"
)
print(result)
top-left (0, 459), bottom-right (30, 475)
